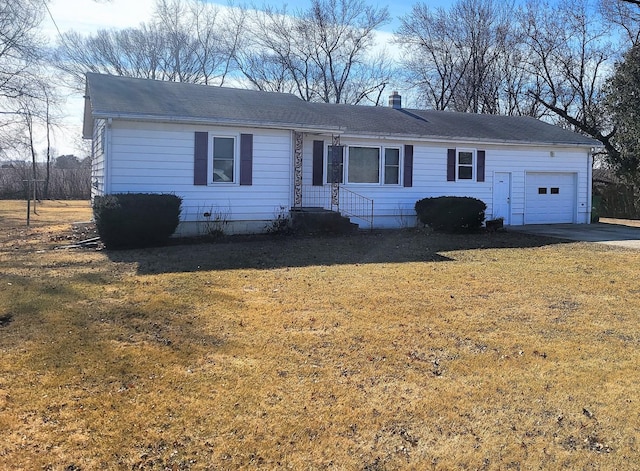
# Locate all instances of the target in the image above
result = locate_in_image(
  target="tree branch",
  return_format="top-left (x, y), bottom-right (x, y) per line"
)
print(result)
top-left (530, 92), bottom-right (618, 158)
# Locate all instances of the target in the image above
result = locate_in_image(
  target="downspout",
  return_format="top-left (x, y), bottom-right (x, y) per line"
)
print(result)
top-left (587, 148), bottom-right (594, 224)
top-left (105, 118), bottom-right (113, 194)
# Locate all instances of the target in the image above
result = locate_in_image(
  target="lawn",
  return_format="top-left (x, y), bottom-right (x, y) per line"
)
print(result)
top-left (0, 200), bottom-right (639, 470)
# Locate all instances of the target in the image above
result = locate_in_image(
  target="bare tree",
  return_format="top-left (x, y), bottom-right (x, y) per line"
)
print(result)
top-left (7, 78), bottom-right (60, 198)
top-left (235, 0), bottom-right (393, 104)
top-left (395, 4), bottom-right (462, 110)
top-left (396, 0), bottom-right (530, 115)
top-left (0, 0), bottom-right (46, 157)
top-left (0, 0), bottom-right (43, 100)
top-left (600, 0), bottom-right (640, 45)
top-left (520, 0), bottom-right (616, 154)
top-left (53, 0), bottom-right (240, 88)
top-left (449, 0), bottom-right (516, 113)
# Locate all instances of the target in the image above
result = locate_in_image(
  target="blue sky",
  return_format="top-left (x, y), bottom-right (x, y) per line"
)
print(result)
top-left (204, 0), bottom-right (458, 32)
top-left (43, 0), bottom-right (535, 155)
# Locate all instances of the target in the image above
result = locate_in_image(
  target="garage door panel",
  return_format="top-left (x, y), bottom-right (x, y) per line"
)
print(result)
top-left (525, 172), bottom-right (576, 224)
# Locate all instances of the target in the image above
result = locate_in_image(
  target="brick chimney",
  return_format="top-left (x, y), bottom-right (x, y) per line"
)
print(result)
top-left (389, 91), bottom-right (402, 109)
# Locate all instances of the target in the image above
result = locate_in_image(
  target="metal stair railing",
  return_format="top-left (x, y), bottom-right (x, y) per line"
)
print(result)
top-left (300, 185), bottom-right (373, 230)
top-left (338, 186), bottom-right (374, 231)
top-left (301, 185), bottom-right (333, 210)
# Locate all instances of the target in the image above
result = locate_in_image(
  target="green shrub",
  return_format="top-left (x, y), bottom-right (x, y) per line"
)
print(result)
top-left (415, 196), bottom-right (486, 233)
top-left (93, 193), bottom-right (182, 249)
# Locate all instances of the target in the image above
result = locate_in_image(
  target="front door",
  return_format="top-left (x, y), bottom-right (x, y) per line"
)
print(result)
top-left (493, 172), bottom-right (511, 224)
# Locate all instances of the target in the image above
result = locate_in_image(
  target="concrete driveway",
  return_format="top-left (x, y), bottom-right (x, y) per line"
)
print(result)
top-left (510, 219), bottom-right (640, 249)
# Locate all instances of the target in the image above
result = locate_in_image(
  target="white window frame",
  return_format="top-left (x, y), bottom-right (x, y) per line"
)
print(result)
top-left (347, 145), bottom-right (381, 184)
top-left (326, 144), bottom-right (403, 186)
top-left (457, 148), bottom-right (476, 181)
top-left (210, 134), bottom-right (238, 184)
top-left (383, 147), bottom-right (402, 186)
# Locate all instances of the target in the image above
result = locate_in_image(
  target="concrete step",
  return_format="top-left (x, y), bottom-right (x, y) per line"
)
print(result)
top-left (290, 208), bottom-right (359, 234)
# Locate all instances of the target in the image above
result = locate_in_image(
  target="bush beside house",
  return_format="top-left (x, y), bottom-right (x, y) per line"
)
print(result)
top-left (93, 193), bottom-right (182, 249)
top-left (415, 196), bottom-right (486, 233)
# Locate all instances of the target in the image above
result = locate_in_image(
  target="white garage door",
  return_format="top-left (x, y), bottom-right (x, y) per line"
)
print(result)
top-left (525, 172), bottom-right (576, 224)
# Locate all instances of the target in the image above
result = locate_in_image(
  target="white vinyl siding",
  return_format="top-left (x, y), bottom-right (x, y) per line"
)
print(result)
top-left (106, 121), bottom-right (292, 233)
top-left (302, 136), bottom-right (591, 228)
top-left (90, 119), bottom-right (107, 198)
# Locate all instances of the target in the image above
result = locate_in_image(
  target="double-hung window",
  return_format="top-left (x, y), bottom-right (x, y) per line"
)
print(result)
top-left (457, 149), bottom-right (474, 180)
top-left (384, 148), bottom-right (400, 184)
top-left (212, 136), bottom-right (235, 183)
top-left (448, 148), bottom-right (485, 182)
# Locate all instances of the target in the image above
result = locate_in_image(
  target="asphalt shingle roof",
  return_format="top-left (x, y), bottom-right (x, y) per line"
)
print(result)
top-left (85, 73), bottom-right (597, 147)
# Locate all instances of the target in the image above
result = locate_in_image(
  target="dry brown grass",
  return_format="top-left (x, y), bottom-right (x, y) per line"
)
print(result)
top-left (1, 201), bottom-right (639, 470)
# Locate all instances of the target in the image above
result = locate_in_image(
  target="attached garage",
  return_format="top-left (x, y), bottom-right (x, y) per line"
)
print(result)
top-left (525, 172), bottom-right (577, 224)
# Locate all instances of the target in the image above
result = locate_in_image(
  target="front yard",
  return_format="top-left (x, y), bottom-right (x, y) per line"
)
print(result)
top-left (0, 201), bottom-right (639, 469)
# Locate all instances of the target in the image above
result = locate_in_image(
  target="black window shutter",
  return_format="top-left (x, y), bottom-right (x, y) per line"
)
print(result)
top-left (312, 140), bottom-right (324, 186)
top-left (240, 133), bottom-right (253, 185)
top-left (447, 148), bottom-right (456, 181)
top-left (194, 132), bottom-right (208, 185)
top-left (403, 144), bottom-right (413, 187)
top-left (477, 150), bottom-right (485, 182)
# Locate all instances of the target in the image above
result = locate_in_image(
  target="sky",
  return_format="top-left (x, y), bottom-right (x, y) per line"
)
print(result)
top-left (39, 0), bottom-right (502, 156)
top-left (41, 0), bottom-right (418, 156)
top-left (41, 0), bottom-right (157, 156)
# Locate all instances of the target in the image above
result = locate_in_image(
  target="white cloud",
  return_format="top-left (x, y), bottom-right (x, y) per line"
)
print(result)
top-left (37, 0), bottom-right (157, 156)
top-left (44, 0), bottom-right (156, 37)
top-left (39, 0), bottom-right (403, 157)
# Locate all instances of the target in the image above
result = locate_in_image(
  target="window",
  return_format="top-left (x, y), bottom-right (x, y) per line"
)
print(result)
top-left (212, 136), bottom-right (235, 182)
top-left (538, 187), bottom-right (547, 194)
top-left (348, 147), bottom-right (379, 183)
top-left (457, 150), bottom-right (474, 180)
top-left (327, 145), bottom-right (344, 183)
top-left (447, 148), bottom-right (485, 182)
top-left (384, 148), bottom-right (400, 184)
top-left (550, 187), bottom-right (560, 194)
top-left (327, 145), bottom-right (402, 185)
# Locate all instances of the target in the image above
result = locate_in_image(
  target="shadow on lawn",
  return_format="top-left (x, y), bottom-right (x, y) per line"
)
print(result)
top-left (106, 229), bottom-right (568, 275)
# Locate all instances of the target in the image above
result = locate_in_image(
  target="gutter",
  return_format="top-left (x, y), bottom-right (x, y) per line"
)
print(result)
top-left (334, 132), bottom-right (598, 149)
top-left (90, 111), bottom-right (344, 134)
top-left (90, 111), bottom-right (596, 148)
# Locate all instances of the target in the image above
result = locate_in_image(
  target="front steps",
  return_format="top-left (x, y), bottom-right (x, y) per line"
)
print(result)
top-left (290, 207), bottom-right (359, 234)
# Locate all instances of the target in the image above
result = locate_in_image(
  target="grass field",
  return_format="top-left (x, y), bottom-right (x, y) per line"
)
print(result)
top-left (0, 200), bottom-right (639, 470)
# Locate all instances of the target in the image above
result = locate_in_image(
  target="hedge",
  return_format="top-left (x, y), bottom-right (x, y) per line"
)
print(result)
top-left (93, 193), bottom-right (182, 249)
top-left (415, 196), bottom-right (486, 233)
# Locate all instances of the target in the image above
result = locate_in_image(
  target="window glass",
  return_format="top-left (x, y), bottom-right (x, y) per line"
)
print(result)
top-left (538, 187), bottom-right (547, 194)
top-left (459, 151), bottom-right (473, 165)
top-left (457, 150), bottom-right (473, 180)
top-left (348, 147), bottom-right (379, 183)
top-left (327, 146), bottom-right (344, 183)
top-left (384, 148), bottom-right (400, 184)
top-left (550, 187), bottom-right (560, 194)
top-left (458, 166), bottom-right (473, 179)
top-left (213, 137), bottom-right (234, 182)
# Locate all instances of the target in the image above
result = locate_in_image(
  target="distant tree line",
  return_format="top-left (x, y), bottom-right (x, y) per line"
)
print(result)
top-left (1, 0), bottom-right (640, 215)
top-left (0, 155), bottom-right (90, 200)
